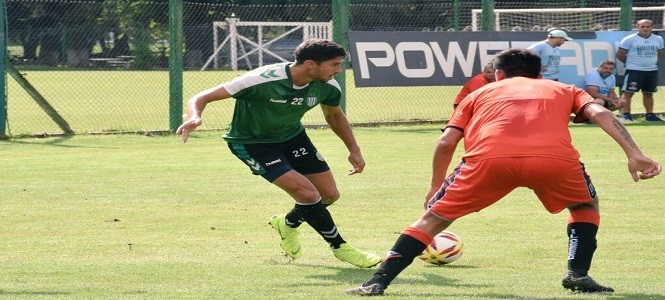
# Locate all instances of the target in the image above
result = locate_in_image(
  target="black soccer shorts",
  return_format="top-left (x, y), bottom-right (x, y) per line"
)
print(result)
top-left (621, 70), bottom-right (658, 93)
top-left (227, 130), bottom-right (330, 182)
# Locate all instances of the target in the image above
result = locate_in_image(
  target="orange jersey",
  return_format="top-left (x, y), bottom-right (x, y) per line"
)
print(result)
top-left (448, 77), bottom-right (593, 162)
top-left (453, 73), bottom-right (492, 106)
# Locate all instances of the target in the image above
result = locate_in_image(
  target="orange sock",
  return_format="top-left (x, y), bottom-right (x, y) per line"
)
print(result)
top-left (401, 226), bottom-right (433, 246)
top-left (567, 209), bottom-right (600, 226)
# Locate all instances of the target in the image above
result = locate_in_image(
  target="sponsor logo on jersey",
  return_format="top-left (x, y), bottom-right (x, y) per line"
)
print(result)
top-left (307, 96), bottom-right (317, 107)
top-left (270, 98), bottom-right (287, 103)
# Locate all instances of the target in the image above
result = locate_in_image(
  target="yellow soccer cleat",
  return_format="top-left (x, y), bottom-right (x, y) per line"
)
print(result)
top-left (332, 243), bottom-right (381, 268)
top-left (268, 214), bottom-right (302, 259)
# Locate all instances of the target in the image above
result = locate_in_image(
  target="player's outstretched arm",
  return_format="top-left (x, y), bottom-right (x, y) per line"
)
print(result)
top-left (176, 116), bottom-right (202, 143)
top-left (176, 85), bottom-right (232, 143)
top-left (321, 104), bottom-right (365, 175)
top-left (584, 103), bottom-right (661, 182)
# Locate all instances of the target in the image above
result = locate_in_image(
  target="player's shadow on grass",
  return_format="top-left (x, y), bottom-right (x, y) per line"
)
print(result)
top-left (291, 264), bottom-right (665, 299)
top-left (3, 135), bottom-right (75, 147)
top-left (394, 272), bottom-right (490, 289)
top-left (294, 262), bottom-right (482, 287)
top-left (3, 135), bottom-right (109, 149)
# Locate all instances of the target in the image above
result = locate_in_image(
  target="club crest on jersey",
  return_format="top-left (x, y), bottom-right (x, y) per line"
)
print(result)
top-left (307, 96), bottom-right (317, 107)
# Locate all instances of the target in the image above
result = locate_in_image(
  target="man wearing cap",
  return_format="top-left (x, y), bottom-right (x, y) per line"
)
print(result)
top-left (528, 29), bottom-right (573, 81)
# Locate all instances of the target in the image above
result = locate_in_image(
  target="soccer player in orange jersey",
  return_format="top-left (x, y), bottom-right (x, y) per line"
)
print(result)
top-left (346, 48), bottom-right (662, 296)
top-left (452, 62), bottom-right (495, 109)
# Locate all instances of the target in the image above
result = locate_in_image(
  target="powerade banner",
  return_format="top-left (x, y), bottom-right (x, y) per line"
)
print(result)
top-left (348, 31), bottom-right (665, 87)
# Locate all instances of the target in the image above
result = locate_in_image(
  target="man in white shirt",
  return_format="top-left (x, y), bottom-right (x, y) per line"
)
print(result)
top-left (577, 61), bottom-right (623, 111)
top-left (528, 29), bottom-right (572, 81)
top-left (616, 19), bottom-right (665, 122)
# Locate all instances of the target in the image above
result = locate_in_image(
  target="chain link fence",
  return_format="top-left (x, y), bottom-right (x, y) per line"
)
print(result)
top-left (5, 0), bottom-right (665, 136)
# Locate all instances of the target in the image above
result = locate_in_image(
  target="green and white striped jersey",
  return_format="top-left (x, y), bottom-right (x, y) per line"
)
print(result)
top-left (222, 62), bottom-right (341, 144)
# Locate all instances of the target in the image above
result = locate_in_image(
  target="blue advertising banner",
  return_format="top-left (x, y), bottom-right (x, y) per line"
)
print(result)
top-left (348, 31), bottom-right (664, 87)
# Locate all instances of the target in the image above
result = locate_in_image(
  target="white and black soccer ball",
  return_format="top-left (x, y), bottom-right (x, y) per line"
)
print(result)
top-left (418, 230), bottom-right (464, 265)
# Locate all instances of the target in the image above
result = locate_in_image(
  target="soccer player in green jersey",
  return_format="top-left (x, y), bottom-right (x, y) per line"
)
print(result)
top-left (176, 39), bottom-right (381, 268)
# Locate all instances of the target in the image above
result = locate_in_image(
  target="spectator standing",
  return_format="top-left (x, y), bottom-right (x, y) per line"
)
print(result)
top-left (616, 19), bottom-right (665, 123)
top-left (528, 29), bottom-right (572, 81)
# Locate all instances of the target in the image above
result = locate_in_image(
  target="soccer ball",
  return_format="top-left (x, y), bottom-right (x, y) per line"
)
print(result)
top-left (418, 230), bottom-right (464, 265)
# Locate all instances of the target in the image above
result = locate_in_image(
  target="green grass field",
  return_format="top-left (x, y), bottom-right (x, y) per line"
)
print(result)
top-left (6, 69), bottom-right (665, 137)
top-left (1, 124), bottom-right (664, 299)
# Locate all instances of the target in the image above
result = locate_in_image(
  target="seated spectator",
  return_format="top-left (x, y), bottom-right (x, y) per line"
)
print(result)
top-left (576, 60), bottom-right (623, 111)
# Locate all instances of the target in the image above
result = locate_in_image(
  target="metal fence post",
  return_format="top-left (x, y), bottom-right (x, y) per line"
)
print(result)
top-left (0, 0), bottom-right (6, 139)
top-left (619, 0), bottom-right (633, 31)
top-left (169, 0), bottom-right (183, 132)
top-left (481, 0), bottom-right (495, 31)
top-left (332, 0), bottom-right (349, 113)
top-left (60, 23), bottom-right (67, 66)
top-left (454, 0), bottom-right (460, 31)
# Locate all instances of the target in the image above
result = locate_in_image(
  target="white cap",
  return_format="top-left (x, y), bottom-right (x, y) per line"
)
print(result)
top-left (548, 29), bottom-right (572, 41)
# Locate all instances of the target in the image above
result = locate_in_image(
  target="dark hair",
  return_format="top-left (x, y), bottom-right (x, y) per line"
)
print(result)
top-left (294, 39), bottom-right (346, 64)
top-left (493, 48), bottom-right (541, 79)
